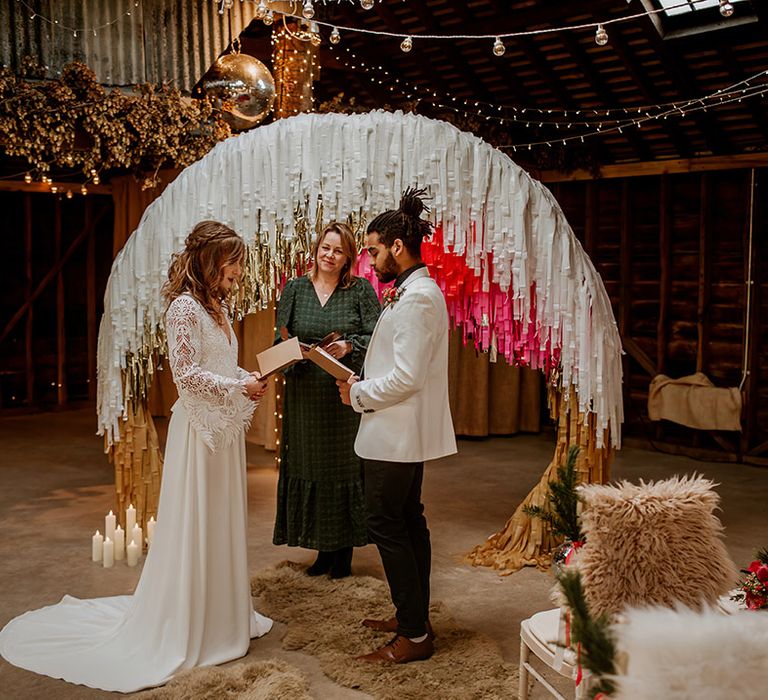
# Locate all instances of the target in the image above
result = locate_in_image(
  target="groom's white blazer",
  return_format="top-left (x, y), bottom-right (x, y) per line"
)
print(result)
top-left (350, 267), bottom-right (457, 463)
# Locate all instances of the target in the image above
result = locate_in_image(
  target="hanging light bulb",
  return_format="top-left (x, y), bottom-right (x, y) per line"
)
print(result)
top-left (595, 24), bottom-right (608, 46)
top-left (492, 37), bottom-right (505, 57)
top-left (50, 185), bottom-right (58, 194)
top-left (302, 0), bottom-right (314, 19)
top-left (719, 0), bottom-right (734, 17)
top-left (361, 0), bottom-right (374, 9)
top-left (263, 9), bottom-right (274, 25)
top-left (93, 173), bottom-right (100, 185)
top-left (255, 0), bottom-right (267, 20)
top-left (400, 36), bottom-right (412, 53)
top-left (310, 30), bottom-right (322, 47)
top-left (330, 27), bottom-right (341, 44)
top-left (65, 189), bottom-right (73, 199)
top-left (24, 173), bottom-right (32, 184)
top-left (223, 0), bottom-right (234, 8)
top-left (81, 185), bottom-right (88, 196)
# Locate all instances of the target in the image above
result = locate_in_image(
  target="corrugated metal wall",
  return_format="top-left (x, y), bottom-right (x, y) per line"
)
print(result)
top-left (0, 0), bottom-right (258, 91)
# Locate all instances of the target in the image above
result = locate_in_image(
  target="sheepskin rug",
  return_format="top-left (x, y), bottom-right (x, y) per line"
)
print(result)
top-left (612, 605), bottom-right (768, 699)
top-left (137, 659), bottom-right (311, 700)
top-left (576, 474), bottom-right (737, 617)
top-left (250, 561), bottom-right (520, 700)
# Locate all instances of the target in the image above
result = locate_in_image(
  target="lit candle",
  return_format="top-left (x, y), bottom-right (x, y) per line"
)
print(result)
top-left (102, 537), bottom-right (114, 568)
top-left (146, 516), bottom-right (156, 547)
top-left (126, 503), bottom-right (136, 536)
top-left (105, 510), bottom-right (116, 544)
top-left (92, 530), bottom-right (103, 562)
top-left (114, 525), bottom-right (125, 561)
top-left (131, 525), bottom-right (143, 555)
top-left (126, 541), bottom-right (139, 567)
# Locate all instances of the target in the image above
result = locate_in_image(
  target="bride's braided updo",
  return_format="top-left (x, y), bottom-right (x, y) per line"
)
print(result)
top-left (162, 221), bottom-right (245, 322)
top-left (367, 187), bottom-right (433, 257)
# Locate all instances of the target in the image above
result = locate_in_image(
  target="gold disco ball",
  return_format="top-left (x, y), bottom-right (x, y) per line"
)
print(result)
top-left (202, 53), bottom-right (275, 131)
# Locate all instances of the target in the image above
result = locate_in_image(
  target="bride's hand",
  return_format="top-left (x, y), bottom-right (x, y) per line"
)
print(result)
top-left (244, 374), bottom-right (268, 400)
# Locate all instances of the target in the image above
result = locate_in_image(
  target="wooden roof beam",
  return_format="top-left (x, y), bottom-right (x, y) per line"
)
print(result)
top-left (557, 32), bottom-right (654, 161)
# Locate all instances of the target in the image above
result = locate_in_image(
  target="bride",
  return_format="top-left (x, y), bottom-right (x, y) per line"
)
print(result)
top-left (0, 221), bottom-right (273, 692)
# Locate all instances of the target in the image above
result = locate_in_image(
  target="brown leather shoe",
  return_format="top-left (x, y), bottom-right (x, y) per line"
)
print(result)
top-left (356, 634), bottom-right (434, 663)
top-left (362, 617), bottom-right (435, 639)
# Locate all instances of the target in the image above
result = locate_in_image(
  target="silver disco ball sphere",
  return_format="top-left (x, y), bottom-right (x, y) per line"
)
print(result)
top-left (202, 53), bottom-right (275, 131)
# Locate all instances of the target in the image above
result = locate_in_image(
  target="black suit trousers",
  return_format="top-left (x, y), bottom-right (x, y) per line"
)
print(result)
top-left (363, 459), bottom-right (430, 638)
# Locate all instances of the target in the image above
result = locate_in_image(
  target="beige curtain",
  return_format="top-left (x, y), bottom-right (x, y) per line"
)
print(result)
top-left (448, 330), bottom-right (541, 436)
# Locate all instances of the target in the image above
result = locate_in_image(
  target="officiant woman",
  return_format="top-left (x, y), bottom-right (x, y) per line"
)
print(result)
top-left (273, 222), bottom-right (380, 578)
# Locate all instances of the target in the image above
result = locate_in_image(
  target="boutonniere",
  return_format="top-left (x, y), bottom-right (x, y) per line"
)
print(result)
top-left (382, 286), bottom-right (405, 308)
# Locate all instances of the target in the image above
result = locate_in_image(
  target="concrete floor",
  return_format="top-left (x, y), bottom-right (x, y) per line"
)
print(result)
top-left (0, 407), bottom-right (766, 700)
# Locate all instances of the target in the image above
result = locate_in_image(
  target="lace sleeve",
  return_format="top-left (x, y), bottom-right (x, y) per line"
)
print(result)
top-left (166, 296), bottom-right (248, 402)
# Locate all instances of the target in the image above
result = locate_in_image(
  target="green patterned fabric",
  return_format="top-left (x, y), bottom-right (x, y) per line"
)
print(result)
top-left (273, 275), bottom-right (381, 550)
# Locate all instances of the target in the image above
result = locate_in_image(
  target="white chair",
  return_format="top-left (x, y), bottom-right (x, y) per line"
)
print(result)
top-left (518, 608), bottom-right (590, 700)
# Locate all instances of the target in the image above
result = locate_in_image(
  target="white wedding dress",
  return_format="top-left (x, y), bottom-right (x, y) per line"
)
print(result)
top-left (0, 294), bottom-right (272, 693)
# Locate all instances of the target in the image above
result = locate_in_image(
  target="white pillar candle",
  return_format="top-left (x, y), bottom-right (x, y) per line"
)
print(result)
top-left (113, 525), bottom-right (125, 560)
top-left (146, 517), bottom-right (156, 547)
top-left (126, 540), bottom-right (139, 567)
top-left (102, 537), bottom-right (114, 568)
top-left (92, 530), bottom-right (103, 562)
top-left (126, 503), bottom-right (136, 536)
top-left (105, 510), bottom-right (116, 544)
top-left (131, 525), bottom-right (143, 554)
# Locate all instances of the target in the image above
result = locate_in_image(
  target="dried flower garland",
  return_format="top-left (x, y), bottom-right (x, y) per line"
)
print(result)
top-left (0, 60), bottom-right (231, 185)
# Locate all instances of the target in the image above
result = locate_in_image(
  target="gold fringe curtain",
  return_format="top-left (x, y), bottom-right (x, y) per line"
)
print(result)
top-left (466, 386), bottom-right (613, 574)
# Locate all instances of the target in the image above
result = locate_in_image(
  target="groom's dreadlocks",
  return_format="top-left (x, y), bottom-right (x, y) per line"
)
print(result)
top-left (367, 187), bottom-right (433, 258)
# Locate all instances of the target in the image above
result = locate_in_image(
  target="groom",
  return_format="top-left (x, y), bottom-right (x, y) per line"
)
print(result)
top-left (337, 188), bottom-right (456, 663)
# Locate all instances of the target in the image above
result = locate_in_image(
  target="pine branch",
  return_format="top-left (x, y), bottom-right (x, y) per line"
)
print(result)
top-left (523, 445), bottom-right (583, 542)
top-left (558, 570), bottom-right (617, 697)
top-left (756, 547), bottom-right (768, 565)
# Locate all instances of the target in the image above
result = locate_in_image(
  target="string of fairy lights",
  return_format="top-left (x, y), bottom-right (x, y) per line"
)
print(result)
top-left (326, 41), bottom-right (768, 151)
top-left (16, 0), bottom-right (741, 53)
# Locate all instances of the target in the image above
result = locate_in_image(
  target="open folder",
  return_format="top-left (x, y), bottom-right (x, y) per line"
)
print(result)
top-left (256, 336), bottom-right (355, 381)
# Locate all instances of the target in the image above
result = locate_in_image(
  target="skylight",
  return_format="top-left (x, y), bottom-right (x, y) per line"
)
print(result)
top-left (638, 0), bottom-right (757, 38)
top-left (657, 0), bottom-right (743, 17)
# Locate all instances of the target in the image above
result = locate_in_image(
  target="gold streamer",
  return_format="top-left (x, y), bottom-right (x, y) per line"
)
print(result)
top-left (106, 398), bottom-right (163, 539)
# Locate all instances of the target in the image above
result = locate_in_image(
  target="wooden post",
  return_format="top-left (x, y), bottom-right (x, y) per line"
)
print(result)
top-left (619, 179), bottom-right (631, 413)
top-left (86, 199), bottom-right (97, 401)
top-left (696, 173), bottom-right (711, 374)
top-left (743, 169), bottom-right (763, 455)
top-left (24, 194), bottom-right (34, 405)
top-left (655, 175), bottom-right (671, 441)
top-left (55, 198), bottom-right (67, 406)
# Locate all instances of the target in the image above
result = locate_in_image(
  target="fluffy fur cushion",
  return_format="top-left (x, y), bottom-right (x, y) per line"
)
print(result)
top-left (575, 474), bottom-right (737, 617)
top-left (612, 606), bottom-right (768, 699)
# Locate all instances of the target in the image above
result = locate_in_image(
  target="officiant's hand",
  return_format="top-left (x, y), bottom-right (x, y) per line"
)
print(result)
top-left (336, 374), bottom-right (358, 406)
top-left (326, 340), bottom-right (351, 359)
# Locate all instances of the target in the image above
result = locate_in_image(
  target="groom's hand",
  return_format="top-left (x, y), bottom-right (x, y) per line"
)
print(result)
top-left (336, 375), bottom-right (358, 406)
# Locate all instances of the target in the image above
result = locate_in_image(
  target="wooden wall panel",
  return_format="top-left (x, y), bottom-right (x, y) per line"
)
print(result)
top-left (555, 167), bottom-right (766, 460)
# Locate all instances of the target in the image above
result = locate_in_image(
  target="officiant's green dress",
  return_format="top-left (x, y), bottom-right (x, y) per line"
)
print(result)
top-left (273, 275), bottom-right (380, 550)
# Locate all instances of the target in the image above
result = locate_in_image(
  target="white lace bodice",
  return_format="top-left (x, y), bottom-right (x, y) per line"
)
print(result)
top-left (166, 294), bottom-right (255, 451)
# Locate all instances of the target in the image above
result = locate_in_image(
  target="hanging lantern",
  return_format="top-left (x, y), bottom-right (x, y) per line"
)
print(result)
top-left (202, 53), bottom-right (276, 131)
top-left (400, 36), bottom-right (413, 53)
